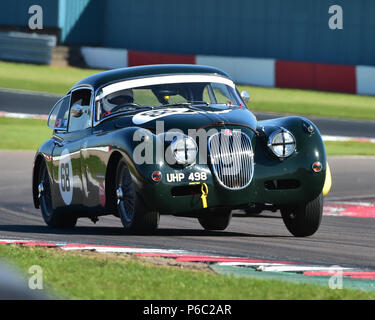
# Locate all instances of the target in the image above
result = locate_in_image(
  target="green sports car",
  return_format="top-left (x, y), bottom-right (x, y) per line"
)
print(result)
top-left (32, 64), bottom-right (331, 236)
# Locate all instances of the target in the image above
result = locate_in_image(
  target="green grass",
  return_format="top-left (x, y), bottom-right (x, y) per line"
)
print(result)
top-left (1, 61), bottom-right (375, 120)
top-left (1, 245), bottom-right (374, 300)
top-left (0, 117), bottom-right (51, 150)
top-left (325, 141), bottom-right (375, 156)
top-left (1, 117), bottom-right (374, 156)
top-left (0, 61), bottom-right (102, 95)
top-left (239, 85), bottom-right (375, 121)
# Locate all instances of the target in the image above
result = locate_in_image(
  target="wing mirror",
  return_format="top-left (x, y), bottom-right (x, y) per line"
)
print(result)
top-left (240, 90), bottom-right (250, 103)
top-left (71, 104), bottom-right (84, 118)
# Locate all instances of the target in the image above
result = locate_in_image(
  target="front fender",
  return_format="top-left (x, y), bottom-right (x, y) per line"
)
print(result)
top-left (254, 116), bottom-right (327, 205)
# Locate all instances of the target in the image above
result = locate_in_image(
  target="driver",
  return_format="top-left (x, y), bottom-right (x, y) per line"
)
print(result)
top-left (101, 89), bottom-right (134, 118)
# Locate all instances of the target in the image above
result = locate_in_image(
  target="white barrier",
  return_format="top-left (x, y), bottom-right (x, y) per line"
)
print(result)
top-left (80, 47), bottom-right (128, 69)
top-left (196, 55), bottom-right (275, 87)
top-left (356, 65), bottom-right (375, 96)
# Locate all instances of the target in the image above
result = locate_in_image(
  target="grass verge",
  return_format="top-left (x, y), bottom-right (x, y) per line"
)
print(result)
top-left (0, 117), bottom-right (374, 156)
top-left (0, 245), bottom-right (374, 300)
top-left (239, 85), bottom-right (375, 121)
top-left (1, 61), bottom-right (375, 121)
top-left (0, 117), bottom-right (51, 150)
top-left (325, 141), bottom-right (375, 156)
top-left (0, 61), bottom-right (102, 95)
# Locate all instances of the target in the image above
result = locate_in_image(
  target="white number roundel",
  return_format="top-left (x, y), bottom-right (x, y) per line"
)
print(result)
top-left (58, 149), bottom-right (73, 205)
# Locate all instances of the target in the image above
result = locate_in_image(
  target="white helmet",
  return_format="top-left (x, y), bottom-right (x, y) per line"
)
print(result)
top-left (102, 89), bottom-right (134, 111)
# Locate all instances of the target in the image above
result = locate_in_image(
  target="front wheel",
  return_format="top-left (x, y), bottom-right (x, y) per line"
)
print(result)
top-left (115, 158), bottom-right (159, 234)
top-left (198, 208), bottom-right (232, 231)
top-left (281, 193), bottom-right (323, 237)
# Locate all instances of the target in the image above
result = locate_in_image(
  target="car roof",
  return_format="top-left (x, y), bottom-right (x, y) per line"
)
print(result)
top-left (71, 64), bottom-right (232, 92)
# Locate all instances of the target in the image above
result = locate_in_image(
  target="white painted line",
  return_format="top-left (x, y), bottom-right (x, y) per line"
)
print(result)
top-left (0, 111), bottom-right (48, 120)
top-left (254, 265), bottom-right (352, 272)
top-left (0, 87), bottom-right (61, 98)
top-left (217, 262), bottom-right (286, 267)
top-left (0, 239), bottom-right (34, 243)
top-left (322, 135), bottom-right (375, 143)
top-left (327, 201), bottom-right (375, 206)
top-left (61, 246), bottom-right (191, 255)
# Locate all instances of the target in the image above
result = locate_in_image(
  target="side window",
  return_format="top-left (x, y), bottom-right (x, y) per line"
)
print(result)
top-left (68, 89), bottom-right (92, 132)
top-left (47, 95), bottom-right (70, 130)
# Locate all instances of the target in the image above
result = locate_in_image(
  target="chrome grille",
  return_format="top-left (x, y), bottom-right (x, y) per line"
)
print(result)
top-left (208, 130), bottom-right (254, 190)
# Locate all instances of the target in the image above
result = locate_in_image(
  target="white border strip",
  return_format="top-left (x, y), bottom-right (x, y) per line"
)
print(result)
top-left (0, 111), bottom-right (48, 120)
top-left (96, 74), bottom-right (235, 100)
top-left (254, 265), bottom-right (352, 272)
top-left (322, 135), bottom-right (375, 143)
top-left (61, 245), bottom-right (192, 255)
top-left (217, 262), bottom-right (352, 272)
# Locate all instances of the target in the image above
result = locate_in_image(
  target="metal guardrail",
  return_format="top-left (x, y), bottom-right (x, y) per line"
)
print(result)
top-left (0, 32), bottom-right (57, 65)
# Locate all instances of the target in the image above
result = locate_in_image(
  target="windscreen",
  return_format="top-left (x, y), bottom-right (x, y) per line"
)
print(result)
top-left (95, 78), bottom-right (242, 121)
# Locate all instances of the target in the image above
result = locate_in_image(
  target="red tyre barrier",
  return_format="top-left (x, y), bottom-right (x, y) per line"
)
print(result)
top-left (275, 60), bottom-right (356, 94)
top-left (275, 60), bottom-right (315, 90)
top-left (128, 50), bottom-right (196, 66)
top-left (315, 63), bottom-right (356, 93)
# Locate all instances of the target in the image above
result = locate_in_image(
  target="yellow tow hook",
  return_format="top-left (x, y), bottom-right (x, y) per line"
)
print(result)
top-left (201, 183), bottom-right (209, 209)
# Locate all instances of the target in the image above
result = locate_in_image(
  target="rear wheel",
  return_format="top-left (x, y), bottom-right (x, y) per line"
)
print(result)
top-left (198, 208), bottom-right (232, 231)
top-left (115, 158), bottom-right (159, 234)
top-left (281, 193), bottom-right (323, 237)
top-left (38, 161), bottom-right (77, 229)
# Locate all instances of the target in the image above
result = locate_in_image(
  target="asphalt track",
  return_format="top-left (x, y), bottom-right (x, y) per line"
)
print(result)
top-left (0, 150), bottom-right (374, 269)
top-left (1, 88), bottom-right (375, 138)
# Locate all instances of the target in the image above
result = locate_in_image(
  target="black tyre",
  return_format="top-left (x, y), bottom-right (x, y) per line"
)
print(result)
top-left (281, 193), bottom-right (323, 237)
top-left (198, 208), bottom-right (232, 231)
top-left (116, 158), bottom-right (159, 234)
top-left (38, 161), bottom-right (77, 229)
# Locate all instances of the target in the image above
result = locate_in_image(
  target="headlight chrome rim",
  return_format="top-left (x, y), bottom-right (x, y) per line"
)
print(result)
top-left (170, 134), bottom-right (198, 166)
top-left (267, 128), bottom-right (296, 158)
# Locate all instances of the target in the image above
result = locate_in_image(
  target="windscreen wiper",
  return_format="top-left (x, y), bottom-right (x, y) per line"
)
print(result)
top-left (161, 101), bottom-right (209, 108)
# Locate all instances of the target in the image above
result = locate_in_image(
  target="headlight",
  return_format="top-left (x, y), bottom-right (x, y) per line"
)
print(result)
top-left (267, 128), bottom-right (296, 158)
top-left (170, 135), bottom-right (198, 165)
